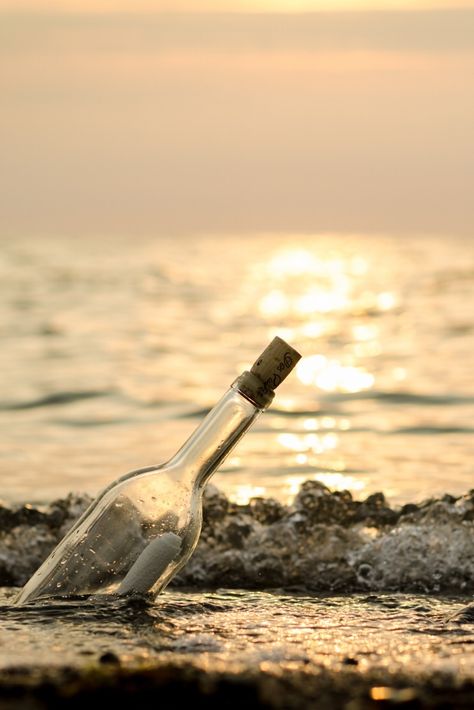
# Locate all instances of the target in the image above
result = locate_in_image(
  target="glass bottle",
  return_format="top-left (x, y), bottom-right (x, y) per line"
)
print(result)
top-left (16, 337), bottom-right (301, 604)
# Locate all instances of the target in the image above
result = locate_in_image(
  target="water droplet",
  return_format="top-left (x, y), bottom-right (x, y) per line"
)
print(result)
top-left (56, 582), bottom-right (62, 588)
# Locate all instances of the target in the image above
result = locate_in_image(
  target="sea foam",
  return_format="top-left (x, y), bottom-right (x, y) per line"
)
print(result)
top-left (1, 481), bottom-right (473, 593)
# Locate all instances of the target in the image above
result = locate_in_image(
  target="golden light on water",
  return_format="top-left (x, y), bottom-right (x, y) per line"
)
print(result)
top-left (377, 292), bottom-right (397, 310)
top-left (254, 244), bottom-right (386, 393)
top-left (230, 471), bottom-right (366, 505)
top-left (267, 249), bottom-right (320, 277)
top-left (227, 239), bottom-right (404, 505)
top-left (257, 247), bottom-right (396, 336)
top-left (301, 416), bottom-right (350, 431)
top-left (265, 248), bottom-right (369, 281)
top-left (296, 355), bottom-right (375, 393)
top-left (285, 473), bottom-right (366, 498)
top-left (258, 247), bottom-right (361, 319)
top-left (233, 484), bottom-right (267, 505)
top-left (277, 431), bottom-right (339, 454)
top-left (352, 323), bottom-right (378, 342)
top-left (259, 290), bottom-right (290, 318)
top-left (300, 322), bottom-right (326, 338)
top-left (259, 285), bottom-right (351, 319)
top-left (295, 287), bottom-right (348, 315)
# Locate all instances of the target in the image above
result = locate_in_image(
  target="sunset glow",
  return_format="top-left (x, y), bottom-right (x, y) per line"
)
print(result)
top-left (1, 1), bottom-right (471, 11)
top-left (2, 6), bottom-right (472, 237)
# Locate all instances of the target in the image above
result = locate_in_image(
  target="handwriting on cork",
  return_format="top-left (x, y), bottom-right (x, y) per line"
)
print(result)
top-left (256, 351), bottom-right (295, 395)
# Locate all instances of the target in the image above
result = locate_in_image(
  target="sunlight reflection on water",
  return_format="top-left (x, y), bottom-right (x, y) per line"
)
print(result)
top-left (0, 232), bottom-right (473, 506)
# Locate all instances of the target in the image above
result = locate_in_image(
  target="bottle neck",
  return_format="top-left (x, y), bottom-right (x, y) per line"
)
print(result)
top-left (169, 386), bottom-right (264, 489)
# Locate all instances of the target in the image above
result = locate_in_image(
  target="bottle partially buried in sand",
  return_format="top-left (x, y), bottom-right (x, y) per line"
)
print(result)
top-left (16, 337), bottom-right (301, 604)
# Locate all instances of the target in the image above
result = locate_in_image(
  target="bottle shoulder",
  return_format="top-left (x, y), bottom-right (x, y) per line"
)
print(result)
top-left (115, 462), bottom-right (168, 485)
top-left (90, 460), bottom-right (195, 516)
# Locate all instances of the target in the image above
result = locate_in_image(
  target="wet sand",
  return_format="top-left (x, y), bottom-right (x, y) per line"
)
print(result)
top-left (2, 660), bottom-right (474, 709)
top-left (1, 589), bottom-right (474, 709)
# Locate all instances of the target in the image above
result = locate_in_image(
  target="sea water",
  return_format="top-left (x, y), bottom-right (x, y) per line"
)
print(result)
top-left (0, 232), bottom-right (473, 700)
top-left (1, 232), bottom-right (473, 505)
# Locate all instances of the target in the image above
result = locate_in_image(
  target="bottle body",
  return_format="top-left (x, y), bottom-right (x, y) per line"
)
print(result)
top-left (16, 335), bottom-right (302, 605)
top-left (17, 388), bottom-right (261, 603)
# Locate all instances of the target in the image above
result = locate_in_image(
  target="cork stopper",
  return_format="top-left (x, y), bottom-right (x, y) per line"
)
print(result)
top-left (232, 337), bottom-right (302, 409)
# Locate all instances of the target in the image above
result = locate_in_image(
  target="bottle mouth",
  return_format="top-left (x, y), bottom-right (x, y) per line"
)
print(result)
top-left (232, 336), bottom-right (302, 409)
top-left (231, 371), bottom-right (275, 409)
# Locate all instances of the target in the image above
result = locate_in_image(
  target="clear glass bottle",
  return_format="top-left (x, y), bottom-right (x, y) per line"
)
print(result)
top-left (16, 337), bottom-right (301, 604)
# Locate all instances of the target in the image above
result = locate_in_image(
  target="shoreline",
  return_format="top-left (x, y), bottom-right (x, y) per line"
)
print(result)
top-left (1, 589), bottom-right (474, 708)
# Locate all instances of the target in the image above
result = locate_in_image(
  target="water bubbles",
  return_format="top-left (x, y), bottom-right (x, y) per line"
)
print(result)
top-left (357, 564), bottom-right (373, 582)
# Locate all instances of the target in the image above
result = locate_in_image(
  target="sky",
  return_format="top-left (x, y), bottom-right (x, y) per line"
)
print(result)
top-left (1, 5), bottom-right (473, 237)
top-left (2, 1), bottom-right (474, 10)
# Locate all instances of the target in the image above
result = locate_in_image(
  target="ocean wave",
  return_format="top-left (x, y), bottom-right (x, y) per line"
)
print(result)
top-left (2, 482), bottom-right (474, 594)
top-left (7, 387), bottom-right (470, 414)
top-left (0, 390), bottom-right (112, 411)
top-left (315, 390), bottom-right (474, 406)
